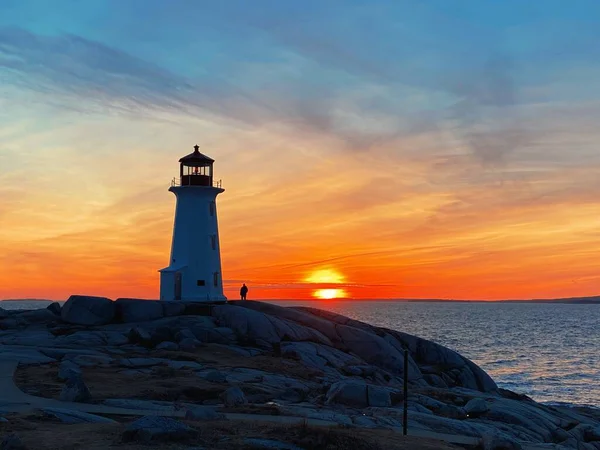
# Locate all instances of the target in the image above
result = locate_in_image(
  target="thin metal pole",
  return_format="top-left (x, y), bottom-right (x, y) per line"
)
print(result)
top-left (403, 349), bottom-right (408, 435)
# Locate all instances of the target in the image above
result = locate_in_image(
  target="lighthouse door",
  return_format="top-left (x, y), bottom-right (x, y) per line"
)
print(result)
top-left (174, 272), bottom-right (182, 300)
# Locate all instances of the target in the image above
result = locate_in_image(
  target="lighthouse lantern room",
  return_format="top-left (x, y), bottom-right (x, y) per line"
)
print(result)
top-left (159, 145), bottom-right (226, 303)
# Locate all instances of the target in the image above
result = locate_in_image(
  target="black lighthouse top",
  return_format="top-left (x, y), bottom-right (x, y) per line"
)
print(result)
top-left (178, 145), bottom-right (215, 187)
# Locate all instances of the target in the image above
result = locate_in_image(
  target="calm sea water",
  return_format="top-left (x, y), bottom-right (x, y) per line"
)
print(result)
top-left (3, 299), bottom-right (599, 407)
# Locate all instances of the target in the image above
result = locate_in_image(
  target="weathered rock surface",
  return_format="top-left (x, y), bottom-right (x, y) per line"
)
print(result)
top-left (59, 374), bottom-right (91, 402)
top-left (326, 380), bottom-right (397, 408)
top-left (465, 397), bottom-right (490, 416)
top-left (212, 304), bottom-right (331, 347)
top-left (46, 302), bottom-right (62, 316)
top-left (61, 295), bottom-right (115, 326)
top-left (122, 416), bottom-right (197, 443)
top-left (0, 433), bottom-right (26, 450)
top-left (58, 360), bottom-right (81, 381)
top-left (2, 298), bottom-right (599, 450)
top-left (221, 387), bottom-right (247, 406)
top-left (242, 438), bottom-right (303, 450)
top-left (115, 298), bottom-right (163, 323)
top-left (185, 405), bottom-right (225, 421)
top-left (42, 407), bottom-right (116, 424)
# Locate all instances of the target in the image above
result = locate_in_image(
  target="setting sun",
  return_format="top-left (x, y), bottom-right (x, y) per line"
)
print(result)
top-left (313, 288), bottom-right (348, 299)
top-left (305, 268), bottom-right (348, 299)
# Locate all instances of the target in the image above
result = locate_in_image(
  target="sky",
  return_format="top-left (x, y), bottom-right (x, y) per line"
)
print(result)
top-left (1, 0), bottom-right (600, 301)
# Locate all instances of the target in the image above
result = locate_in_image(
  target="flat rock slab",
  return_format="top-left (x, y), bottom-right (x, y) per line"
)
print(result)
top-left (0, 349), bottom-right (55, 365)
top-left (42, 407), bottom-right (117, 424)
top-left (103, 399), bottom-right (179, 412)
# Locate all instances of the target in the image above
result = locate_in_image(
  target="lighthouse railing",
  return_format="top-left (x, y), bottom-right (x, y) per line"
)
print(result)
top-left (170, 177), bottom-right (223, 188)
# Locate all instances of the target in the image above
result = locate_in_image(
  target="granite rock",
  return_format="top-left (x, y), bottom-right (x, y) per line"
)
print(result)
top-left (61, 295), bottom-right (115, 326)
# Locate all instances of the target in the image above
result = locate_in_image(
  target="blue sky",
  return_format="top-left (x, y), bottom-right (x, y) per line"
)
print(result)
top-left (1, 1), bottom-right (600, 300)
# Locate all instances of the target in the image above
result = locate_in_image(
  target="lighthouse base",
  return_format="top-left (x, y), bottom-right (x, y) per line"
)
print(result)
top-left (159, 266), bottom-right (227, 303)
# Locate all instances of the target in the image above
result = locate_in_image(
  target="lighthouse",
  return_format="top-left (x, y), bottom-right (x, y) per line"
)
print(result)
top-left (159, 145), bottom-right (227, 303)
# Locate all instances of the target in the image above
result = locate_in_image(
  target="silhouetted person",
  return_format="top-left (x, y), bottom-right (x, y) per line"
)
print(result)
top-left (240, 283), bottom-right (248, 301)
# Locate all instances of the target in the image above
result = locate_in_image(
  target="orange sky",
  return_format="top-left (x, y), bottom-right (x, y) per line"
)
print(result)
top-left (1, 120), bottom-right (599, 301)
top-left (2, 4), bottom-right (600, 301)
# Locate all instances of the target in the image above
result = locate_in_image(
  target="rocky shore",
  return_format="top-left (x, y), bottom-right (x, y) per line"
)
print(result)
top-left (0, 296), bottom-right (599, 449)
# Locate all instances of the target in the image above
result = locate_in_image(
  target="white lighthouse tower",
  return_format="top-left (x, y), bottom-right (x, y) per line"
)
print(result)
top-left (159, 145), bottom-right (227, 303)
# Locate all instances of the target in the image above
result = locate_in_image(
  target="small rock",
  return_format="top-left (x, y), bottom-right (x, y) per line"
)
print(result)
top-left (128, 326), bottom-right (152, 347)
top-left (221, 387), bottom-right (247, 406)
top-left (179, 338), bottom-right (201, 352)
top-left (204, 371), bottom-right (227, 383)
top-left (465, 398), bottom-right (489, 417)
top-left (46, 302), bottom-right (62, 316)
top-left (122, 416), bottom-right (197, 443)
top-left (59, 374), bottom-right (91, 402)
top-left (185, 406), bottom-right (225, 421)
top-left (58, 360), bottom-right (82, 381)
top-left (0, 433), bottom-right (26, 450)
top-left (156, 341), bottom-right (179, 351)
top-left (42, 408), bottom-right (116, 424)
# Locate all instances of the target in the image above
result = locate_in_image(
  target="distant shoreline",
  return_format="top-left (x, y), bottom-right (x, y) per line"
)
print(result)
top-left (2, 296), bottom-right (599, 305)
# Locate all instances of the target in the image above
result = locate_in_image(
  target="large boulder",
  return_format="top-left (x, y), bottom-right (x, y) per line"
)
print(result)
top-left (61, 295), bottom-right (115, 326)
top-left (115, 298), bottom-right (164, 323)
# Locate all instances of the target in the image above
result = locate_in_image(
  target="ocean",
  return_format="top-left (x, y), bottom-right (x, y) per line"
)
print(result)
top-left (3, 299), bottom-right (599, 408)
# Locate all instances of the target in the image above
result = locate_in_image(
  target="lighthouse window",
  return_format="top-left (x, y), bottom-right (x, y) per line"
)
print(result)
top-left (209, 202), bottom-right (215, 216)
top-left (211, 235), bottom-right (216, 250)
top-left (197, 280), bottom-right (205, 287)
top-left (213, 272), bottom-right (219, 287)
